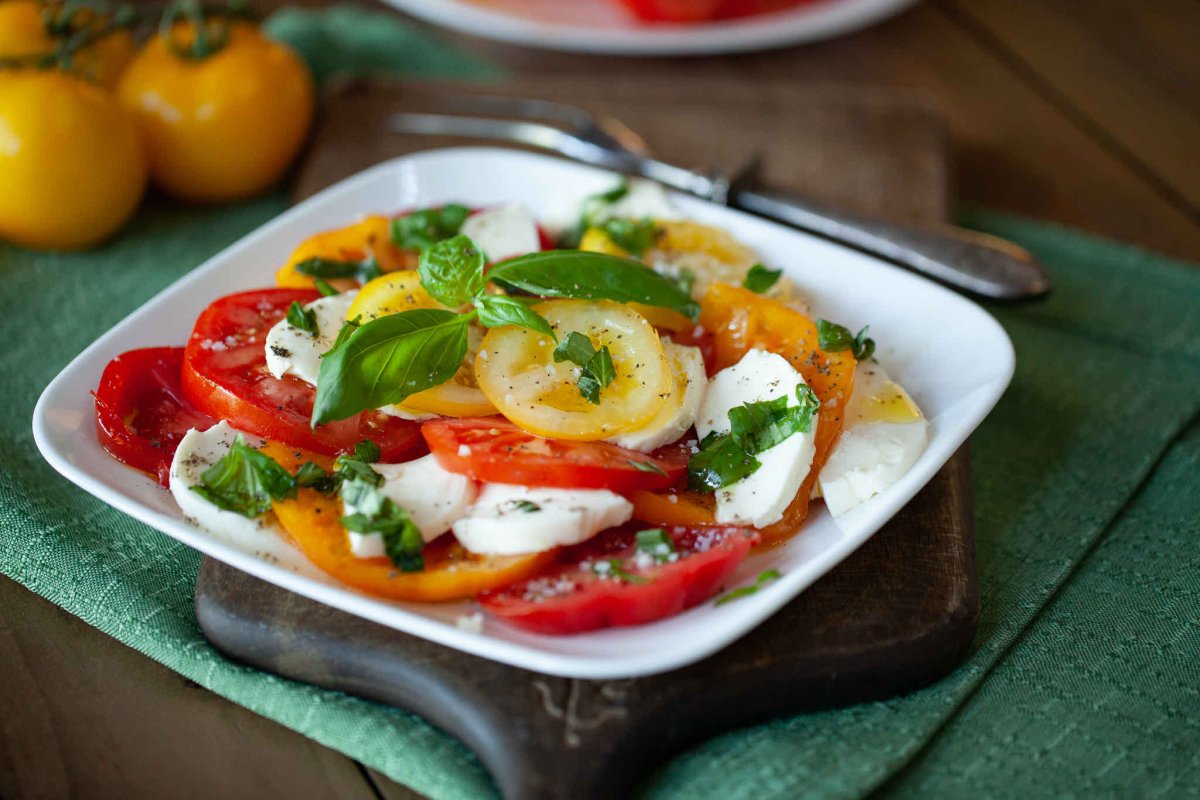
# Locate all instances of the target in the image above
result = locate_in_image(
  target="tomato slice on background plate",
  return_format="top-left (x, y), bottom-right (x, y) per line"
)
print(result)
top-left (181, 288), bottom-right (425, 462)
top-left (478, 523), bottom-right (757, 634)
top-left (422, 417), bottom-right (690, 493)
top-left (94, 346), bottom-right (215, 485)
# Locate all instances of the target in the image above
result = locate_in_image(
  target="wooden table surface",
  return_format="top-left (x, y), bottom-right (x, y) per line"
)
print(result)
top-left (3, 2), bottom-right (1198, 798)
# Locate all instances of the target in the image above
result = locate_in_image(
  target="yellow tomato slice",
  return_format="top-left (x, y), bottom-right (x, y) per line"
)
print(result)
top-left (262, 442), bottom-right (554, 601)
top-left (475, 299), bottom-right (672, 440)
top-left (275, 215), bottom-right (415, 290)
top-left (346, 269), bottom-right (442, 321)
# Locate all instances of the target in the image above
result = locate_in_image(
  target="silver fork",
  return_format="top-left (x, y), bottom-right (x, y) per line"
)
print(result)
top-left (389, 93), bottom-right (1050, 300)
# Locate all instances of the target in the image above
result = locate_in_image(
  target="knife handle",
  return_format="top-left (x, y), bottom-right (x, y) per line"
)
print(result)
top-left (730, 187), bottom-right (1050, 299)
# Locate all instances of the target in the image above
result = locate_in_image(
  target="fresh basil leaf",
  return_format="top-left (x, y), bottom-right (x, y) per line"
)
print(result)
top-left (687, 431), bottom-right (761, 492)
top-left (295, 461), bottom-right (337, 494)
top-left (294, 256), bottom-right (381, 285)
top-left (312, 309), bottom-right (470, 425)
top-left (190, 434), bottom-right (296, 518)
top-left (552, 331), bottom-right (596, 367)
top-left (588, 346), bottom-right (615, 390)
top-left (418, 234), bottom-right (486, 307)
top-left (324, 317), bottom-right (361, 360)
top-left (286, 301), bottom-right (319, 336)
top-left (628, 459), bottom-right (668, 477)
top-left (489, 250), bottom-right (701, 320)
top-left (512, 500), bottom-right (541, 513)
top-left (313, 278), bottom-right (339, 297)
top-left (474, 293), bottom-right (555, 338)
top-left (743, 263), bottom-right (782, 293)
top-left (714, 569), bottom-right (781, 606)
top-left (673, 268), bottom-right (697, 297)
top-left (340, 477), bottom-right (424, 572)
top-left (853, 325), bottom-right (876, 361)
top-left (591, 558), bottom-right (649, 585)
top-left (728, 385), bottom-right (820, 454)
top-left (635, 528), bottom-right (675, 563)
top-left (580, 179), bottom-right (629, 228)
top-left (355, 439), bottom-right (381, 463)
top-left (391, 204), bottom-right (470, 251)
top-left (600, 217), bottom-right (658, 256)
top-left (817, 318), bottom-right (876, 360)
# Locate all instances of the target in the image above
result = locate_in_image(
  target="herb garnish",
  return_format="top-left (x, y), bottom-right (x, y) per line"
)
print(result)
top-left (312, 236), bottom-right (697, 425)
top-left (294, 256), bottom-right (383, 286)
top-left (340, 477), bottom-right (424, 572)
top-left (591, 558), bottom-right (649, 585)
top-left (579, 179), bottom-right (629, 230)
top-left (286, 301), bottom-right (319, 336)
top-left (816, 319), bottom-right (876, 361)
top-left (628, 459), bottom-right (668, 477)
top-left (189, 434), bottom-right (297, 518)
top-left (635, 528), bottom-right (675, 563)
top-left (391, 204), bottom-right (471, 251)
top-left (599, 217), bottom-right (659, 256)
top-left (688, 385), bottom-right (821, 492)
top-left (714, 569), bottom-right (781, 606)
top-left (313, 278), bottom-right (339, 297)
top-left (512, 500), bottom-right (541, 513)
top-left (743, 263), bottom-right (782, 294)
top-left (553, 331), bottom-right (616, 405)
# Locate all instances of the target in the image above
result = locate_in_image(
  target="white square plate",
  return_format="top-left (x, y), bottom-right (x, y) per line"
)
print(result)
top-left (33, 148), bottom-right (1013, 679)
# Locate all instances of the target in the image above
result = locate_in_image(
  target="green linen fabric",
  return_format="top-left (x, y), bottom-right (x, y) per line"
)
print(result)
top-left (1, 7), bottom-right (1197, 797)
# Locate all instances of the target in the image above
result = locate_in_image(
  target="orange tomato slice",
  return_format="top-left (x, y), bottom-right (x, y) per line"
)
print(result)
top-left (263, 443), bottom-right (553, 601)
top-left (275, 216), bottom-right (416, 290)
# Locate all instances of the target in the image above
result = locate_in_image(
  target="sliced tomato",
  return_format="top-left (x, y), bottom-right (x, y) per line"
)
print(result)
top-left (94, 346), bottom-right (216, 486)
top-left (478, 523), bottom-right (757, 634)
top-left (422, 417), bottom-right (690, 493)
top-left (181, 288), bottom-right (425, 462)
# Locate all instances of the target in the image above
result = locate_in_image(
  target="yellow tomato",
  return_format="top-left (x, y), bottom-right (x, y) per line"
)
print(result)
top-left (348, 271), bottom-right (497, 417)
top-left (0, 2), bottom-right (134, 86)
top-left (276, 216), bottom-right (416, 290)
top-left (0, 1), bottom-right (53, 58)
top-left (117, 21), bottom-right (314, 203)
top-left (0, 70), bottom-right (146, 250)
top-left (475, 299), bottom-right (672, 440)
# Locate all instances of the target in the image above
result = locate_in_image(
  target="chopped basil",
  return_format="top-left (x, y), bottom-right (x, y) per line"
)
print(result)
top-left (295, 461), bottom-right (336, 494)
top-left (340, 477), bottom-right (424, 572)
top-left (599, 217), bottom-right (658, 256)
top-left (715, 569), bottom-right (781, 606)
top-left (743, 263), bottom-right (782, 293)
top-left (512, 500), bottom-right (541, 513)
top-left (553, 332), bottom-right (616, 405)
top-left (816, 319), bottom-right (876, 360)
top-left (391, 204), bottom-right (470, 251)
top-left (628, 459), bottom-right (668, 477)
top-left (688, 385), bottom-right (821, 493)
top-left (313, 278), bottom-right (339, 297)
top-left (286, 301), bottom-right (319, 336)
top-left (354, 439), bottom-right (381, 463)
top-left (294, 256), bottom-right (382, 286)
top-left (579, 179), bottom-right (629, 229)
top-left (189, 434), bottom-right (296, 518)
top-left (591, 558), bottom-right (649, 585)
top-left (635, 528), bottom-right (675, 563)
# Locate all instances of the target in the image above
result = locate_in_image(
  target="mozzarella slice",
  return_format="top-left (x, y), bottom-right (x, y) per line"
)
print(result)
top-left (377, 403), bottom-right (438, 422)
top-left (264, 291), bottom-right (357, 386)
top-left (695, 349), bottom-right (818, 529)
top-left (344, 454), bottom-right (477, 559)
top-left (452, 484), bottom-right (632, 556)
top-left (542, 178), bottom-right (682, 235)
top-left (608, 342), bottom-right (706, 453)
top-left (460, 204), bottom-right (541, 263)
top-left (819, 362), bottom-right (928, 516)
top-left (168, 421), bottom-right (293, 558)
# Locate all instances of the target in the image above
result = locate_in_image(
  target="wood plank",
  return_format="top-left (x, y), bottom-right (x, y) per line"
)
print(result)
top-left (940, 0), bottom-right (1200, 216)
top-left (435, 4), bottom-right (1200, 261)
top-left (0, 576), bottom-right (378, 800)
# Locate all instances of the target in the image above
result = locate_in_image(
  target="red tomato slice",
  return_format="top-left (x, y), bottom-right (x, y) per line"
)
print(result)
top-left (181, 288), bottom-right (425, 462)
top-left (94, 347), bottom-right (216, 486)
top-left (478, 523), bottom-right (757, 634)
top-left (422, 417), bottom-right (690, 493)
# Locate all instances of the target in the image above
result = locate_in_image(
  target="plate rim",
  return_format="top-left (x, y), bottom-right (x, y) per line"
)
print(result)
top-left (384, 0), bottom-right (918, 56)
top-left (32, 146), bottom-right (1013, 679)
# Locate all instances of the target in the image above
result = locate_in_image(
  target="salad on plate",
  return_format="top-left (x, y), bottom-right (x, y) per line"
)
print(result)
top-left (92, 179), bottom-right (929, 635)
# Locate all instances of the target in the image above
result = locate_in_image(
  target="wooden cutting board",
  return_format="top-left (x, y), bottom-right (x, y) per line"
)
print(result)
top-left (195, 78), bottom-right (978, 800)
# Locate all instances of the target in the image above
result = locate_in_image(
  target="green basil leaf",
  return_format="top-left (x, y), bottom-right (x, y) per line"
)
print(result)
top-left (816, 318), bottom-right (856, 352)
top-left (295, 461), bottom-right (337, 494)
top-left (599, 217), bottom-right (659, 256)
top-left (580, 178), bottom-right (629, 228)
top-left (687, 431), bottom-right (761, 493)
top-left (728, 385), bottom-right (820, 454)
top-left (391, 204), bottom-right (471, 251)
top-left (418, 234), bottom-right (486, 307)
top-left (627, 459), bottom-right (668, 476)
top-left (474, 293), bottom-right (555, 338)
top-left (714, 569), bottom-right (781, 606)
top-left (339, 477), bottom-right (424, 572)
top-left (512, 500), bottom-right (541, 513)
top-left (294, 256), bottom-right (381, 285)
top-left (355, 439), bottom-right (381, 463)
top-left (552, 331), bottom-right (596, 367)
top-left (312, 309), bottom-right (470, 425)
top-left (286, 301), bottom-right (319, 336)
top-left (313, 278), bottom-right (339, 297)
top-left (190, 434), bottom-right (296, 518)
top-left (635, 527), bottom-right (675, 563)
top-left (743, 263), bottom-right (782, 293)
top-left (489, 250), bottom-right (701, 320)
top-left (853, 325), bottom-right (876, 361)
top-left (588, 346), bottom-right (615, 390)
top-left (591, 558), bottom-right (649, 585)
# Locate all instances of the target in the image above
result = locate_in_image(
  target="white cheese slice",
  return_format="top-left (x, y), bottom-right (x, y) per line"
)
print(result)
top-left (608, 342), bottom-right (706, 453)
top-left (344, 454), bottom-right (477, 559)
top-left (694, 348), bottom-right (818, 528)
top-left (542, 178), bottom-right (682, 235)
top-left (168, 421), bottom-right (293, 558)
top-left (452, 484), bottom-right (632, 556)
top-left (818, 362), bottom-right (928, 516)
top-left (460, 204), bottom-right (541, 263)
top-left (264, 291), bottom-right (356, 386)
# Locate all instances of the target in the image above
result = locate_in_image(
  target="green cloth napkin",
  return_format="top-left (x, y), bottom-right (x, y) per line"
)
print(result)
top-left (2, 7), bottom-right (1197, 798)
